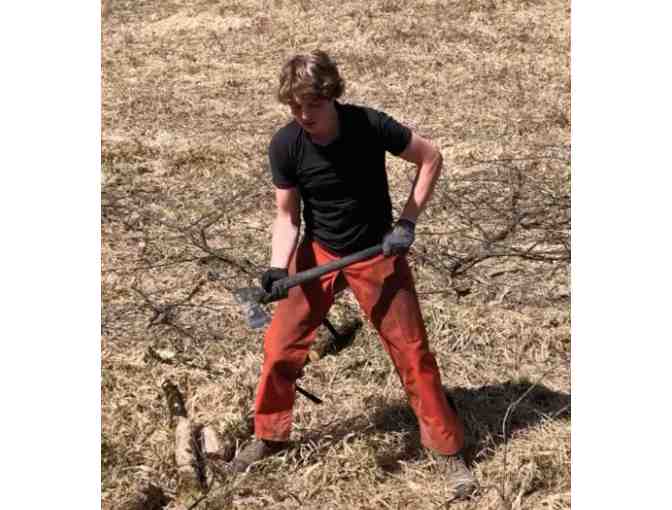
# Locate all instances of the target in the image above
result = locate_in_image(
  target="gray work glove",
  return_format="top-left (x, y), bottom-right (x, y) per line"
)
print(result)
top-left (382, 219), bottom-right (416, 256)
top-left (260, 267), bottom-right (289, 301)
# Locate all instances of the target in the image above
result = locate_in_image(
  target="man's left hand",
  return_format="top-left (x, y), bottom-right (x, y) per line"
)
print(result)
top-left (383, 219), bottom-right (416, 256)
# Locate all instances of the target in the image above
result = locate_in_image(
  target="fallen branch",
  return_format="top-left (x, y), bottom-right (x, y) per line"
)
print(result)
top-left (132, 279), bottom-right (209, 343)
top-left (162, 380), bottom-right (199, 485)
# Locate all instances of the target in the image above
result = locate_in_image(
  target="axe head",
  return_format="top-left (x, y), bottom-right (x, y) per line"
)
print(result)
top-left (232, 287), bottom-right (272, 329)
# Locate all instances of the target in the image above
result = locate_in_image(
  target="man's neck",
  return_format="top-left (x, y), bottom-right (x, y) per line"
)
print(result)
top-left (310, 102), bottom-right (340, 146)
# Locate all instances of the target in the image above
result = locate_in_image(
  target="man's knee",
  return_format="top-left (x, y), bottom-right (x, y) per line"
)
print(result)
top-left (263, 341), bottom-right (304, 379)
top-left (393, 342), bottom-right (438, 377)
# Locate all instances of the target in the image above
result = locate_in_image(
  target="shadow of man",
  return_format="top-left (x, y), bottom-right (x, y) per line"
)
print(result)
top-left (353, 381), bottom-right (570, 473)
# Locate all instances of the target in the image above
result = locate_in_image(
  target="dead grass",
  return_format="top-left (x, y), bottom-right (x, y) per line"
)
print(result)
top-left (102, 0), bottom-right (570, 508)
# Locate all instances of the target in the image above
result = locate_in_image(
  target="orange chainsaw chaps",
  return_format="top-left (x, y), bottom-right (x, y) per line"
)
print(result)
top-left (253, 240), bottom-right (465, 455)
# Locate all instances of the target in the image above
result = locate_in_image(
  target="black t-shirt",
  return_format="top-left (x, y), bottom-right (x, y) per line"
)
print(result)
top-left (268, 101), bottom-right (412, 255)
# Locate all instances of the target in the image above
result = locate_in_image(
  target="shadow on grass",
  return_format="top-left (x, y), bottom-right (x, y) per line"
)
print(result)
top-left (303, 381), bottom-right (570, 472)
top-left (451, 381), bottom-right (570, 464)
top-left (317, 318), bottom-right (364, 358)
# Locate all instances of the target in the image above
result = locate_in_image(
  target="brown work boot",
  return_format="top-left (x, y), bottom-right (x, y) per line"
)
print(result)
top-left (230, 438), bottom-right (286, 473)
top-left (431, 451), bottom-right (479, 499)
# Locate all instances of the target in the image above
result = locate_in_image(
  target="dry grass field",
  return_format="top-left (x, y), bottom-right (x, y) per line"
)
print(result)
top-left (101, 0), bottom-right (570, 508)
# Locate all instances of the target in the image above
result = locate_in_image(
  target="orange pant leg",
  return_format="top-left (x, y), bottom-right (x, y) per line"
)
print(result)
top-left (343, 252), bottom-right (465, 455)
top-left (254, 241), bottom-right (339, 441)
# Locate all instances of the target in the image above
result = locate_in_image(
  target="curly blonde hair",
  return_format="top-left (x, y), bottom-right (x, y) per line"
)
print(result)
top-left (277, 50), bottom-right (345, 104)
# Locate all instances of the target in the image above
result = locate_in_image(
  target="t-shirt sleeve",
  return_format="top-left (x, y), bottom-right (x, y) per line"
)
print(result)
top-left (268, 129), bottom-right (297, 189)
top-left (366, 108), bottom-right (412, 156)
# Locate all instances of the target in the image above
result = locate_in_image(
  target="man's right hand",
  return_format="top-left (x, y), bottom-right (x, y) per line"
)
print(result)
top-left (260, 267), bottom-right (289, 301)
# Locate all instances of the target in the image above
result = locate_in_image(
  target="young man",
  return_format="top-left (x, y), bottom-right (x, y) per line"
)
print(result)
top-left (232, 50), bottom-right (477, 498)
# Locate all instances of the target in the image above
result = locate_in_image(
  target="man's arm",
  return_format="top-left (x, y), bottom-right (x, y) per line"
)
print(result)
top-left (270, 187), bottom-right (301, 268)
top-left (397, 132), bottom-right (443, 224)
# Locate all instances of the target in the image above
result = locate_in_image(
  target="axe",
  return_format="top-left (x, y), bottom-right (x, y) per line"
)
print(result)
top-left (233, 243), bottom-right (382, 329)
top-left (232, 243), bottom-right (382, 405)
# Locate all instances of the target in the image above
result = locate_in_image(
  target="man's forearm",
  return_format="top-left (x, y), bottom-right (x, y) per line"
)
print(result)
top-left (400, 151), bottom-right (443, 223)
top-left (270, 215), bottom-right (300, 269)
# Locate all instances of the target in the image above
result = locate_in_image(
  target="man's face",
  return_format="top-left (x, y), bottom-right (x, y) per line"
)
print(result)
top-left (288, 95), bottom-right (334, 136)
